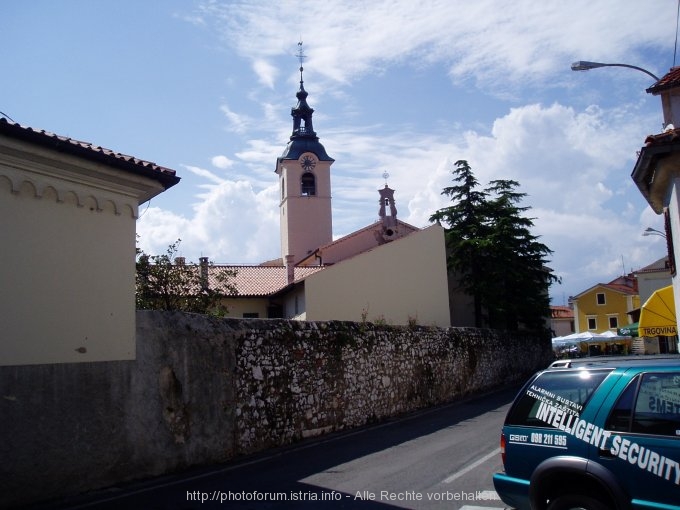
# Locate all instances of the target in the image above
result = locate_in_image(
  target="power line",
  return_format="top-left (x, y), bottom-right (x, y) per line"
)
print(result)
top-left (0, 110), bottom-right (16, 123)
top-left (675, 0), bottom-right (680, 66)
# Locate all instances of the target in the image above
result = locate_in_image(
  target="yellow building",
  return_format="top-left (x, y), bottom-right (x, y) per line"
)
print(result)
top-left (571, 275), bottom-right (640, 334)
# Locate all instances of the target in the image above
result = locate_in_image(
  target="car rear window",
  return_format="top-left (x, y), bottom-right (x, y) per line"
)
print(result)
top-left (506, 369), bottom-right (611, 427)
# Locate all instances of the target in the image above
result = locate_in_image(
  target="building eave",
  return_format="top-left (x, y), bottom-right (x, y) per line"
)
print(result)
top-left (0, 118), bottom-right (180, 192)
top-left (572, 283), bottom-right (637, 300)
top-left (631, 130), bottom-right (680, 214)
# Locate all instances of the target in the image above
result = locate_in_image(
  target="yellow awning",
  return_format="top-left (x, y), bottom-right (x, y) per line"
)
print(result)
top-left (639, 285), bottom-right (677, 337)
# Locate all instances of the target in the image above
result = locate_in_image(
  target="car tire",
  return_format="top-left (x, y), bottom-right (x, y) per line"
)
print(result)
top-left (547, 495), bottom-right (610, 510)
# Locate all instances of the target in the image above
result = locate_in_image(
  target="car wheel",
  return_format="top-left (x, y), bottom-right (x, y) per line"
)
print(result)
top-left (547, 495), bottom-right (610, 510)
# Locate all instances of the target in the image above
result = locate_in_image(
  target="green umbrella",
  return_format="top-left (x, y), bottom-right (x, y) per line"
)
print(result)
top-left (618, 322), bottom-right (639, 337)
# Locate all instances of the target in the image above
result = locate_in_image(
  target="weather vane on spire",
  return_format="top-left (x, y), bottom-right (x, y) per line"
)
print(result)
top-left (296, 40), bottom-right (306, 82)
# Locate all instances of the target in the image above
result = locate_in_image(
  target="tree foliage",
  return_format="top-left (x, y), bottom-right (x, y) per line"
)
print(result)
top-left (430, 160), bottom-right (559, 332)
top-left (136, 239), bottom-right (237, 315)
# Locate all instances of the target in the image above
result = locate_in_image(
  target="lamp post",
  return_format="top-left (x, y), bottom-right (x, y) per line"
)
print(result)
top-left (643, 227), bottom-right (667, 239)
top-left (571, 61), bottom-right (660, 82)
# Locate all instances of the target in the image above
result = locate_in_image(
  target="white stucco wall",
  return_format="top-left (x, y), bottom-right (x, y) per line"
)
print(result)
top-left (0, 138), bottom-right (166, 366)
top-left (669, 179), bottom-right (680, 327)
top-left (303, 224), bottom-right (451, 327)
top-left (637, 272), bottom-right (672, 304)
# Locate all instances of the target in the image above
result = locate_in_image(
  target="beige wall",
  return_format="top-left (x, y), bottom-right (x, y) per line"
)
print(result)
top-left (0, 138), bottom-right (165, 366)
top-left (303, 224), bottom-right (451, 327)
top-left (222, 297), bottom-right (271, 318)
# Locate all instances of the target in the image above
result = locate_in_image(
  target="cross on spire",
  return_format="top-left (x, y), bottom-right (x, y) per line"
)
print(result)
top-left (296, 41), bottom-right (306, 82)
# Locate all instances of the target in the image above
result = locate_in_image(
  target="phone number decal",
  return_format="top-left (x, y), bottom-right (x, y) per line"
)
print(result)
top-left (508, 433), bottom-right (568, 448)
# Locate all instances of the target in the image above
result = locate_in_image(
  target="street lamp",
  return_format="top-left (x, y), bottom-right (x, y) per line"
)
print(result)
top-left (643, 227), bottom-right (667, 238)
top-left (571, 61), bottom-right (660, 82)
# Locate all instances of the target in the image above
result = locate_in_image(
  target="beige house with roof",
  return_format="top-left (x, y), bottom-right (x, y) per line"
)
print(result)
top-left (0, 118), bottom-right (179, 366)
top-left (209, 265), bottom-right (323, 319)
top-left (209, 65), bottom-right (451, 327)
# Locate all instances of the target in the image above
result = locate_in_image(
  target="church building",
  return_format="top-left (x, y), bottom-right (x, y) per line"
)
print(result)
top-left (209, 56), bottom-right (450, 327)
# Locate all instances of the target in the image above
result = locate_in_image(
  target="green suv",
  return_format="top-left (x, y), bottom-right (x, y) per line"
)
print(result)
top-left (493, 355), bottom-right (680, 510)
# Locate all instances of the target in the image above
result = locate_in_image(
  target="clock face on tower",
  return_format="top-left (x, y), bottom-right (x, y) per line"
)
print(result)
top-left (300, 154), bottom-right (317, 172)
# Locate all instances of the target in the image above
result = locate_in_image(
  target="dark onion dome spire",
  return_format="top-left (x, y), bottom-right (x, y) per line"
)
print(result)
top-left (291, 76), bottom-right (315, 137)
top-left (278, 42), bottom-right (333, 164)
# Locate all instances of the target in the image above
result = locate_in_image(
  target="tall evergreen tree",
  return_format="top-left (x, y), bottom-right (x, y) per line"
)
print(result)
top-left (430, 160), bottom-right (490, 327)
top-left (483, 179), bottom-right (557, 331)
top-left (430, 161), bottom-right (559, 332)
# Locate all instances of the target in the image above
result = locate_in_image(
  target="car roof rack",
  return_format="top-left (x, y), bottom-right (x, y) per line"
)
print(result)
top-left (548, 354), bottom-right (680, 370)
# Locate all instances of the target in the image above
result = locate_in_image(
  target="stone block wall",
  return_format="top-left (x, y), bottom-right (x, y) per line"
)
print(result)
top-left (0, 311), bottom-right (552, 508)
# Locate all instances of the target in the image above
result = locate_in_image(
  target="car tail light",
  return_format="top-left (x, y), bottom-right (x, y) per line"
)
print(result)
top-left (500, 432), bottom-right (506, 466)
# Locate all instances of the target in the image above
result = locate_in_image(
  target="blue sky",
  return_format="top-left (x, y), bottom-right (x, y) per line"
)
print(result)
top-left (2, 0), bottom-right (676, 304)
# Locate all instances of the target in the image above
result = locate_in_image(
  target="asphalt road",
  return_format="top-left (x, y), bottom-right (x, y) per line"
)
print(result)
top-left (41, 386), bottom-right (519, 510)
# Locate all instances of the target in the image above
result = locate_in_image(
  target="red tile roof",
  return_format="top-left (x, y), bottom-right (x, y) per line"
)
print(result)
top-left (0, 118), bottom-right (179, 188)
top-left (647, 67), bottom-right (680, 94)
top-left (208, 265), bottom-right (325, 297)
top-left (297, 219), bottom-right (420, 265)
top-left (603, 283), bottom-right (638, 295)
top-left (572, 276), bottom-right (638, 299)
top-left (642, 126), bottom-right (680, 147)
top-left (551, 306), bottom-right (574, 319)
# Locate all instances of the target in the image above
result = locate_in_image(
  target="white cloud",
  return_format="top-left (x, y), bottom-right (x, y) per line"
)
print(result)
top-left (211, 155), bottom-right (234, 169)
top-left (196, 0), bottom-right (673, 93)
top-left (184, 165), bottom-right (226, 185)
top-left (219, 104), bottom-right (251, 133)
top-left (137, 180), bottom-right (280, 264)
top-left (253, 59), bottom-right (278, 89)
top-left (136, 207), bottom-right (192, 256)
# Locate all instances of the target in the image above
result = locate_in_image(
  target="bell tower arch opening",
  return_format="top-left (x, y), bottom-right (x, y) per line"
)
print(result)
top-left (301, 172), bottom-right (316, 196)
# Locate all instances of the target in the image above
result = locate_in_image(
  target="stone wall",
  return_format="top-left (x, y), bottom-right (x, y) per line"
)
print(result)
top-left (235, 320), bottom-right (550, 453)
top-left (0, 311), bottom-right (552, 508)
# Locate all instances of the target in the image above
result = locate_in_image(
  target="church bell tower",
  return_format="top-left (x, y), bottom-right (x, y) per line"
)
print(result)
top-left (275, 43), bottom-right (334, 263)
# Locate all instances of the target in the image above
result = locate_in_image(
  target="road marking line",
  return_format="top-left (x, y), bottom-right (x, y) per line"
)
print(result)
top-left (442, 447), bottom-right (500, 484)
